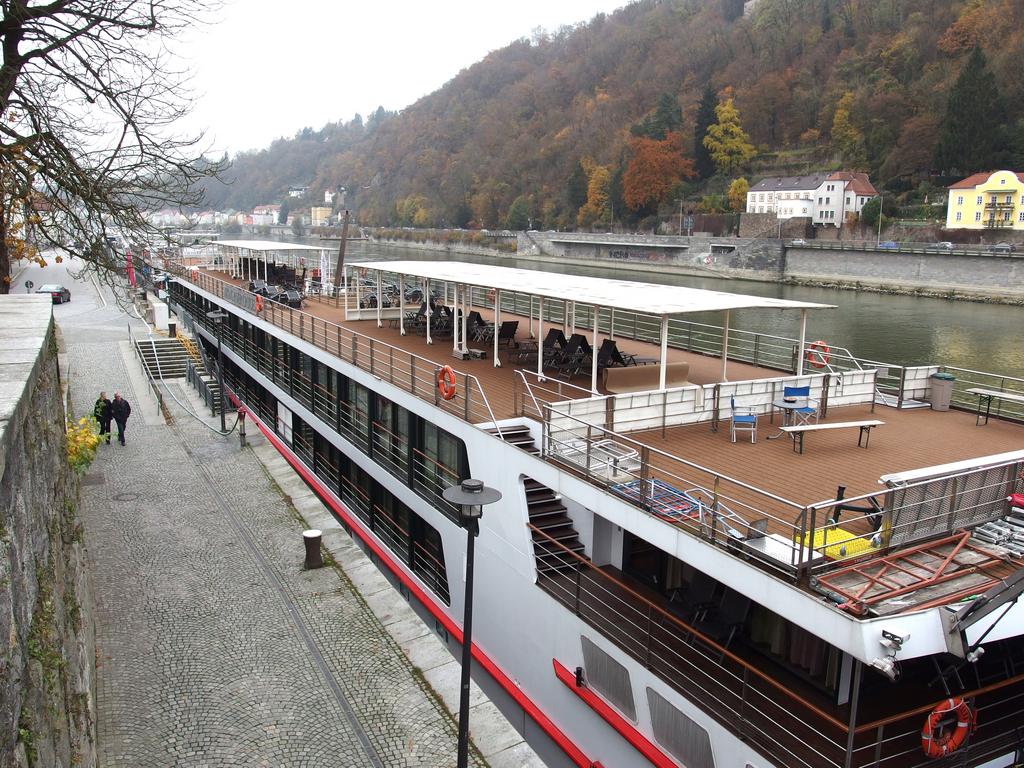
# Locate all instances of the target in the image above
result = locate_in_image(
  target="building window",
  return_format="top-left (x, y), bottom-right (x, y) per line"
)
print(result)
top-left (1006, 195), bottom-right (1013, 204)
top-left (975, 211), bottom-right (982, 221)
top-left (957, 196), bottom-right (963, 205)
top-left (956, 212), bottom-right (962, 222)
top-left (1019, 211), bottom-right (1024, 222)
top-left (977, 196), bottom-right (983, 205)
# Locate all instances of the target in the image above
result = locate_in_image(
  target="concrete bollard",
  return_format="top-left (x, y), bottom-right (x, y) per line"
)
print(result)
top-left (303, 529), bottom-right (323, 569)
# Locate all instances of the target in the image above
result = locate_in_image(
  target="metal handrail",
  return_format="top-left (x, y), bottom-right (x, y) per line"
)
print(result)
top-left (168, 264), bottom-right (506, 437)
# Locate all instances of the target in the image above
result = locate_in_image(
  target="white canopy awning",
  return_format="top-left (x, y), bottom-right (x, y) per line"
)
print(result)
top-left (357, 260), bottom-right (834, 315)
top-left (215, 239), bottom-right (328, 252)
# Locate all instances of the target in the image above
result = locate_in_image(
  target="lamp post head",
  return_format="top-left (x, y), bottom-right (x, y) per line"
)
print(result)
top-left (206, 309), bottom-right (227, 324)
top-left (443, 479), bottom-right (501, 527)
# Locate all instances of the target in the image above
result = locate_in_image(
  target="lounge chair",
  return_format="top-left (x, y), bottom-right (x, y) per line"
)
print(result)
top-left (496, 320), bottom-right (519, 349)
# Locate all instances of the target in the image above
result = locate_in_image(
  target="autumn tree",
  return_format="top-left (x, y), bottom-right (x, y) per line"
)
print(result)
top-left (505, 195), bottom-right (531, 230)
top-left (693, 86), bottom-right (718, 180)
top-left (934, 47), bottom-right (1009, 175)
top-left (703, 99), bottom-right (756, 176)
top-left (622, 132), bottom-right (695, 213)
top-left (0, 1), bottom-right (225, 292)
top-left (577, 164), bottom-right (611, 229)
top-left (831, 92), bottom-right (866, 164)
top-left (727, 178), bottom-right (749, 212)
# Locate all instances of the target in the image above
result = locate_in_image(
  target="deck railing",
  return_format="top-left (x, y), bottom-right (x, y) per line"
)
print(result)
top-left (540, 406), bottom-right (1024, 585)
top-left (167, 264), bottom-right (505, 436)
top-left (533, 525), bottom-right (1024, 768)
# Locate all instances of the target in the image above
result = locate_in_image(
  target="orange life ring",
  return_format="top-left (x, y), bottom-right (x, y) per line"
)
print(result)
top-left (805, 339), bottom-right (831, 369)
top-left (487, 288), bottom-right (496, 303)
top-left (254, 295), bottom-right (264, 312)
top-left (921, 697), bottom-right (974, 759)
top-left (437, 365), bottom-right (457, 401)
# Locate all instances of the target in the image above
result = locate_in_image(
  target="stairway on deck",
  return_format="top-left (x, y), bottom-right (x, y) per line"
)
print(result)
top-left (523, 478), bottom-right (588, 575)
top-left (484, 424), bottom-right (540, 454)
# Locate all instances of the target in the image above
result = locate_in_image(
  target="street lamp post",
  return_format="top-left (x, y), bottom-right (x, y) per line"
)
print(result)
top-left (677, 198), bottom-right (684, 236)
top-left (876, 194), bottom-right (884, 247)
top-left (206, 310), bottom-right (228, 433)
top-left (442, 479), bottom-right (502, 768)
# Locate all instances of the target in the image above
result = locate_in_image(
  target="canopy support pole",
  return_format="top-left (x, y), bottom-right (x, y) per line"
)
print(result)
top-left (425, 278), bottom-right (432, 344)
top-left (609, 308), bottom-right (615, 340)
top-left (590, 306), bottom-right (599, 394)
top-left (354, 272), bottom-right (361, 318)
top-left (659, 317), bottom-right (669, 391)
top-left (797, 308), bottom-right (808, 376)
top-left (536, 298), bottom-right (545, 380)
top-left (399, 274), bottom-right (406, 336)
top-left (460, 285), bottom-right (469, 354)
top-left (529, 296), bottom-right (534, 338)
top-left (376, 270), bottom-right (383, 327)
top-left (493, 289), bottom-right (501, 367)
top-left (720, 310), bottom-right (730, 382)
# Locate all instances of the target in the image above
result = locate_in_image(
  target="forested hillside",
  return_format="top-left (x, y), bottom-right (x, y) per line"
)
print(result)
top-left (200, 0), bottom-right (1024, 230)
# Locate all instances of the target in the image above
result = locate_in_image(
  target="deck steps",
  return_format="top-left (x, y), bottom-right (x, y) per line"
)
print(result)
top-left (522, 475), bottom-right (588, 575)
top-left (486, 424), bottom-right (540, 454)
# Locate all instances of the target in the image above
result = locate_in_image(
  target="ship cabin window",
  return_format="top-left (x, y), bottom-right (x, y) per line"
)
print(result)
top-left (415, 422), bottom-right (468, 520)
top-left (293, 351), bottom-right (314, 410)
top-left (312, 362), bottom-right (339, 430)
top-left (341, 379), bottom-right (371, 449)
top-left (292, 414), bottom-right (314, 467)
top-left (373, 394), bottom-right (410, 481)
top-left (341, 459), bottom-right (373, 525)
top-left (313, 431), bottom-right (341, 496)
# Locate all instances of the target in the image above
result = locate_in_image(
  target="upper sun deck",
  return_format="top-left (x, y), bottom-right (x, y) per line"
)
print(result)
top-left (167, 257), bottom-right (1024, 623)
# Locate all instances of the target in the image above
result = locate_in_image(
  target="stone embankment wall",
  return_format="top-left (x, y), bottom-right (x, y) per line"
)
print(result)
top-left (0, 296), bottom-right (95, 768)
top-left (784, 247), bottom-right (1024, 302)
top-left (517, 230), bottom-right (784, 280)
top-left (370, 235), bottom-right (510, 259)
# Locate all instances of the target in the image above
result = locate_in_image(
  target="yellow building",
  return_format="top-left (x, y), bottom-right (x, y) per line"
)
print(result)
top-left (310, 206), bottom-right (332, 226)
top-left (945, 170), bottom-right (1024, 230)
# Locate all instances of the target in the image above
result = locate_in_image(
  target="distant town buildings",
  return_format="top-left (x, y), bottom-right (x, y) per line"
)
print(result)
top-left (310, 206), bottom-right (332, 226)
top-left (945, 170), bottom-right (1024, 230)
top-left (288, 185), bottom-right (309, 198)
top-left (746, 171), bottom-right (877, 227)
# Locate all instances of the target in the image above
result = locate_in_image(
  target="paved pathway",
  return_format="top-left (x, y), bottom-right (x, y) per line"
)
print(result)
top-left (61, 278), bottom-right (503, 766)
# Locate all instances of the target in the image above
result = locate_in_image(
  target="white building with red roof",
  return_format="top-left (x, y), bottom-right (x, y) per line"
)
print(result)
top-left (746, 171), bottom-right (878, 227)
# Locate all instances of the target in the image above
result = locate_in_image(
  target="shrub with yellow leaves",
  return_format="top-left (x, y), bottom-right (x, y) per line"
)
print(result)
top-left (65, 416), bottom-right (101, 474)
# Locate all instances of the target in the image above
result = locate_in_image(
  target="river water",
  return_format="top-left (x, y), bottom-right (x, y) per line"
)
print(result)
top-left (340, 241), bottom-right (1024, 379)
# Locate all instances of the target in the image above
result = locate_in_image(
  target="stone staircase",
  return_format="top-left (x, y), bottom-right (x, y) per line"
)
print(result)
top-left (133, 337), bottom-right (190, 379)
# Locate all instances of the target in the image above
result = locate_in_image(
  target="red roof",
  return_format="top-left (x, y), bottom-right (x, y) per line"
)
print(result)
top-left (948, 171), bottom-right (1024, 189)
top-left (826, 171), bottom-right (877, 196)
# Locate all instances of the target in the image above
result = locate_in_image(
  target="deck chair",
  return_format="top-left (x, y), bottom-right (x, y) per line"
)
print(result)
top-left (666, 570), bottom-right (718, 626)
top-left (729, 396), bottom-right (758, 443)
top-left (597, 339), bottom-right (627, 370)
top-left (496, 320), bottom-right (519, 349)
top-left (783, 385), bottom-right (818, 426)
top-left (467, 310), bottom-right (492, 341)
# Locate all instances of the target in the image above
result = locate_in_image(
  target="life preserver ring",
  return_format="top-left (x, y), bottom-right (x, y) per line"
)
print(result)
top-left (437, 365), bottom-right (457, 401)
top-left (487, 288), bottom-right (496, 303)
top-left (805, 340), bottom-right (830, 369)
top-left (921, 697), bottom-right (974, 758)
top-left (254, 295), bottom-right (264, 312)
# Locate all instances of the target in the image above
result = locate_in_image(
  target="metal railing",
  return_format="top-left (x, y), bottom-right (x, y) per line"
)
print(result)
top-left (533, 525), bottom-right (1024, 768)
top-left (167, 264), bottom-right (505, 436)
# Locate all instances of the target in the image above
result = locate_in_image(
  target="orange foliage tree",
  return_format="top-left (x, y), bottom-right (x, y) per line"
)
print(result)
top-left (622, 132), bottom-right (695, 212)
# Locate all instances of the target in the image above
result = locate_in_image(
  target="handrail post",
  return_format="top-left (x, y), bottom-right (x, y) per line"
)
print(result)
top-left (843, 660), bottom-right (863, 768)
top-left (640, 446), bottom-right (651, 511)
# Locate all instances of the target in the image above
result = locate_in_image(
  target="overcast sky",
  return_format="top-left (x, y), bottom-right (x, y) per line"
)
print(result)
top-left (179, 0), bottom-right (627, 156)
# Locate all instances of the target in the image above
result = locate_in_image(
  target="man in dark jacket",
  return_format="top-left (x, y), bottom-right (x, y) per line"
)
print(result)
top-left (93, 392), bottom-right (112, 444)
top-left (110, 392), bottom-right (132, 446)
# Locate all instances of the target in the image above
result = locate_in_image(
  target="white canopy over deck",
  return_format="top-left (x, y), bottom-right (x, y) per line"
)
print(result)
top-left (215, 240), bottom-right (333, 284)
top-left (355, 260), bottom-right (835, 393)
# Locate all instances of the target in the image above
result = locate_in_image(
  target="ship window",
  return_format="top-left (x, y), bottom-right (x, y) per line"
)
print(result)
top-left (373, 395), bottom-right (410, 480)
top-left (341, 460), bottom-right (372, 525)
top-left (415, 422), bottom-right (466, 520)
top-left (341, 379), bottom-right (370, 449)
top-left (647, 687), bottom-right (715, 768)
top-left (292, 414), bottom-right (314, 467)
top-left (313, 432), bottom-right (340, 495)
top-left (581, 636), bottom-right (636, 721)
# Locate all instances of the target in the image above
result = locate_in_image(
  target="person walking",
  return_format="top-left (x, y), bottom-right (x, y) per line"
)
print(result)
top-left (110, 392), bottom-right (132, 446)
top-left (93, 391), bottom-right (112, 444)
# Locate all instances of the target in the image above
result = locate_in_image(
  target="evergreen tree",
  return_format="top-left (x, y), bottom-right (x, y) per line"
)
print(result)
top-left (505, 195), bottom-right (531, 230)
top-left (278, 199), bottom-right (290, 225)
top-left (630, 93), bottom-right (682, 140)
top-left (693, 86), bottom-right (718, 180)
top-left (934, 47), bottom-right (1009, 175)
top-left (566, 160), bottom-right (588, 214)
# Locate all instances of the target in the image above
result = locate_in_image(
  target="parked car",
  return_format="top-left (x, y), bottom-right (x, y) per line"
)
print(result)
top-left (990, 242), bottom-right (1015, 253)
top-left (36, 284), bottom-right (71, 303)
top-left (878, 241), bottom-right (899, 250)
top-left (790, 238), bottom-right (807, 246)
top-left (936, 241), bottom-right (954, 249)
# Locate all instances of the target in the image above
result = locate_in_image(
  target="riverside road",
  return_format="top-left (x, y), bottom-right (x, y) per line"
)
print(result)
top-left (13, 257), bottom-right (511, 767)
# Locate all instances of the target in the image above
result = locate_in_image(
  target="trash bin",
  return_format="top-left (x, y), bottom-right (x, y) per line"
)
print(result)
top-left (168, 321), bottom-right (176, 338)
top-left (930, 372), bottom-right (955, 411)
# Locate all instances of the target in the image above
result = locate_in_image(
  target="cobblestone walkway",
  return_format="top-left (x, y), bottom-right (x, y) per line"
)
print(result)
top-left (68, 307), bottom-right (482, 766)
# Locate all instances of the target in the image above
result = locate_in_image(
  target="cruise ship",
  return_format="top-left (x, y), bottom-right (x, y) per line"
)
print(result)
top-left (162, 241), bottom-right (1024, 768)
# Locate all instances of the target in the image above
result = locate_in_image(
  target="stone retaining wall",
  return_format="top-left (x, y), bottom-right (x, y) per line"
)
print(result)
top-left (0, 296), bottom-right (96, 768)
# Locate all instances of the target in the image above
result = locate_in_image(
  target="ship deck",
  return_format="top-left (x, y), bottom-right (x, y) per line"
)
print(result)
top-left (188, 266), bottom-right (1023, 599)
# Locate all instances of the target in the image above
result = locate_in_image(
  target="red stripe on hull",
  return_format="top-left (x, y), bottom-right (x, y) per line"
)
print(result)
top-left (245, 409), bottom-right (596, 768)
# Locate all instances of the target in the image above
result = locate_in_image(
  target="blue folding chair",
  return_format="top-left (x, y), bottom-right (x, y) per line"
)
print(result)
top-left (729, 396), bottom-right (758, 443)
top-left (783, 385), bottom-right (818, 426)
